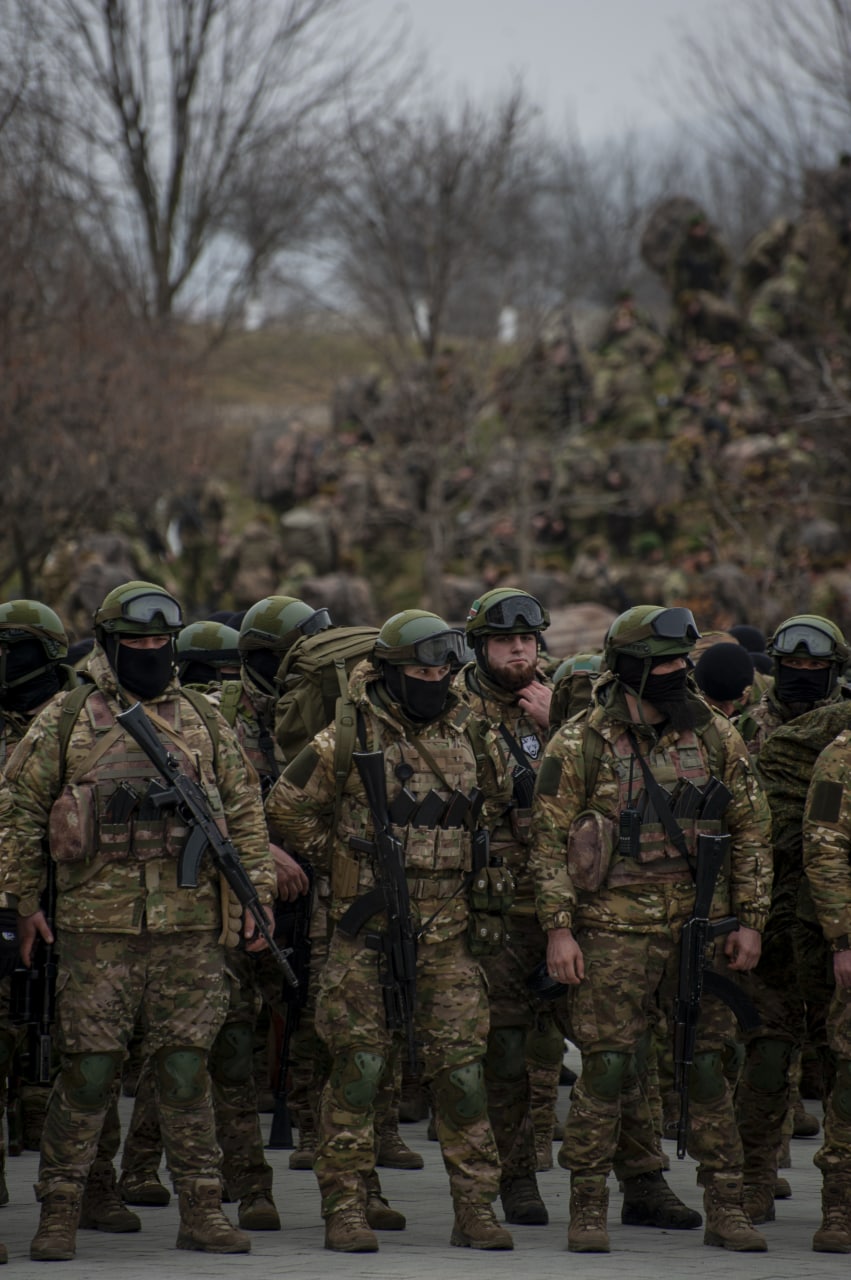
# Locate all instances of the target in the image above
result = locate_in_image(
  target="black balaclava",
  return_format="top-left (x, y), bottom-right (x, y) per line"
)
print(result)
top-left (243, 649), bottom-right (281, 696)
top-left (616, 654), bottom-right (695, 732)
top-left (382, 664), bottom-right (452, 723)
top-left (776, 663), bottom-right (833, 712)
top-left (0, 639), bottom-right (62, 713)
top-left (105, 635), bottom-right (176, 700)
top-left (179, 659), bottom-right (219, 687)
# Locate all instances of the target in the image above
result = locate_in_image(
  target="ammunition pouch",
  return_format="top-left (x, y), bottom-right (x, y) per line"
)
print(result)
top-left (566, 809), bottom-right (616, 891)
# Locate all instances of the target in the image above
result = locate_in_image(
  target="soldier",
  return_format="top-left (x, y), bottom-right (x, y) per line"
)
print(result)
top-left (531, 605), bottom-right (772, 1253)
top-left (175, 620), bottom-right (241, 688)
top-left (0, 581), bottom-right (276, 1261)
top-left (266, 610), bottom-right (514, 1253)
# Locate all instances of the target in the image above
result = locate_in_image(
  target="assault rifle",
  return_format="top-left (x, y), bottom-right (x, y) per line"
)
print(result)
top-left (9, 858), bottom-right (57, 1150)
top-left (115, 701), bottom-right (298, 990)
top-left (673, 780), bottom-right (760, 1158)
top-left (337, 750), bottom-right (419, 1071)
top-left (267, 859), bottom-right (314, 1150)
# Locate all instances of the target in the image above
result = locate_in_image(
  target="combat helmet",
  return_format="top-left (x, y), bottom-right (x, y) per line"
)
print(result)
top-left (177, 621), bottom-right (240, 685)
top-left (0, 600), bottom-right (68, 696)
top-left (238, 597), bottom-right (331, 656)
top-left (93, 581), bottom-right (183, 637)
top-left (767, 614), bottom-right (848, 697)
top-left (374, 610), bottom-right (466, 668)
top-left (604, 605), bottom-right (700, 698)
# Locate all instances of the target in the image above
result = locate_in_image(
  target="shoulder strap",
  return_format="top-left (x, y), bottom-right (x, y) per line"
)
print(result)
top-left (218, 680), bottom-right (242, 729)
top-left (581, 721), bottom-right (605, 799)
top-left (626, 727), bottom-right (694, 873)
top-left (330, 659), bottom-right (366, 839)
top-left (57, 683), bottom-right (97, 786)
top-left (180, 686), bottom-right (220, 762)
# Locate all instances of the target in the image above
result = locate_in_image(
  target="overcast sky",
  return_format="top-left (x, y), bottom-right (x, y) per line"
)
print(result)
top-left (361, 0), bottom-right (738, 140)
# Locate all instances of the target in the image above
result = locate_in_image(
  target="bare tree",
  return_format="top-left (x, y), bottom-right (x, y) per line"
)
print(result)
top-left (7, 0), bottom-right (396, 329)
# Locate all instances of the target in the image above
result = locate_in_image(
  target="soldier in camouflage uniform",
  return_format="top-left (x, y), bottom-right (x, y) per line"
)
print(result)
top-left (734, 615), bottom-right (849, 1223)
top-left (800, 722), bottom-right (851, 1251)
top-left (266, 610), bottom-right (514, 1253)
top-left (175, 620), bottom-right (241, 689)
top-left (530, 605), bottom-right (772, 1253)
top-left (0, 581), bottom-right (276, 1261)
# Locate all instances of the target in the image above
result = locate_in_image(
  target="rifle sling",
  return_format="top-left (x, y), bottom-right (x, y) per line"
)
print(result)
top-left (626, 729), bottom-right (695, 877)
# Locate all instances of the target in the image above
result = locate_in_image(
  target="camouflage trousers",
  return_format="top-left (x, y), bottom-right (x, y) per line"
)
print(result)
top-left (315, 929), bottom-right (500, 1216)
top-left (40, 928), bottom-right (228, 1197)
top-left (563, 926), bottom-right (743, 1181)
top-left (815, 981), bottom-right (851, 1177)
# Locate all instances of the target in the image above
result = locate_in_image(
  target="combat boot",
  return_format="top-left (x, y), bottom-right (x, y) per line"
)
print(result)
top-left (30, 1181), bottom-right (82, 1262)
top-left (118, 1168), bottom-right (171, 1206)
top-left (567, 1175), bottom-right (610, 1252)
top-left (813, 1175), bottom-right (851, 1253)
top-left (364, 1170), bottom-right (406, 1230)
top-left (703, 1173), bottom-right (767, 1251)
top-left (500, 1173), bottom-right (549, 1225)
top-left (743, 1177), bottom-right (775, 1224)
top-left (398, 1071), bottom-right (430, 1123)
top-left (80, 1160), bottom-right (142, 1232)
top-left (237, 1189), bottom-right (281, 1230)
top-left (451, 1201), bottom-right (514, 1250)
top-left (376, 1117), bottom-right (424, 1169)
top-left (792, 1095), bottom-right (820, 1137)
top-left (176, 1178), bottom-right (251, 1253)
top-left (621, 1170), bottom-right (702, 1229)
top-left (774, 1174), bottom-right (792, 1198)
top-left (288, 1114), bottom-right (316, 1170)
top-left (324, 1204), bottom-right (379, 1252)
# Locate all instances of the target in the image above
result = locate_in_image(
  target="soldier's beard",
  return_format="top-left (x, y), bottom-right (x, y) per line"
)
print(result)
top-left (643, 695), bottom-right (697, 733)
top-left (488, 656), bottom-right (538, 692)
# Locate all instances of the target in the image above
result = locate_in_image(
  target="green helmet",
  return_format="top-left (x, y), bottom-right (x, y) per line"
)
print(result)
top-left (604, 605), bottom-right (700, 670)
top-left (238, 596), bottom-right (331, 655)
top-left (0, 600), bottom-right (68, 662)
top-left (767, 614), bottom-right (849, 667)
top-left (465, 588), bottom-right (550, 638)
top-left (93, 581), bottom-right (183, 637)
top-left (177, 621), bottom-right (241, 673)
top-left (552, 652), bottom-right (602, 686)
top-left (374, 610), bottom-right (466, 667)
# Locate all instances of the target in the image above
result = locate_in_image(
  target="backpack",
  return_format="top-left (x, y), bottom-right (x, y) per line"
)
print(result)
top-left (273, 626), bottom-right (379, 764)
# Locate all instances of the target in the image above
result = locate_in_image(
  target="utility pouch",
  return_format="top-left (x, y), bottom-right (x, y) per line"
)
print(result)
top-left (48, 783), bottom-right (97, 864)
top-left (332, 847), bottom-right (361, 899)
top-left (467, 911), bottom-right (507, 957)
top-left (567, 809), bottom-right (616, 892)
top-left (469, 860), bottom-right (516, 913)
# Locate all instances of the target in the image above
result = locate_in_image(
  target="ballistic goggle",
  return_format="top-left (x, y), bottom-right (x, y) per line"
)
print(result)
top-left (378, 630), bottom-right (467, 668)
top-left (770, 623), bottom-right (837, 659)
top-left (648, 607), bottom-right (700, 642)
top-left (96, 592), bottom-right (183, 631)
top-left (478, 596), bottom-right (549, 632)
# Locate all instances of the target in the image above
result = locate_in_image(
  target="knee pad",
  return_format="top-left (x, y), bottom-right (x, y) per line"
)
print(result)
top-left (689, 1050), bottom-right (727, 1104)
top-left (153, 1045), bottom-right (207, 1110)
top-left (526, 1014), bottom-right (565, 1069)
top-left (62, 1051), bottom-right (123, 1111)
top-left (209, 1021), bottom-right (253, 1086)
top-left (582, 1050), bottom-right (631, 1102)
top-left (433, 1061), bottom-right (488, 1127)
top-left (486, 1026), bottom-right (527, 1083)
top-left (329, 1048), bottom-right (385, 1111)
top-left (830, 1058), bottom-right (851, 1124)
top-left (742, 1037), bottom-right (793, 1095)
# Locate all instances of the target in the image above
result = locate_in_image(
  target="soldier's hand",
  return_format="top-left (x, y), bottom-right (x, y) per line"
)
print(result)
top-left (546, 926), bottom-right (584, 985)
top-left (270, 843), bottom-right (310, 902)
top-left (243, 904), bottom-right (275, 953)
top-left (16, 909), bottom-right (53, 969)
top-left (517, 681), bottom-right (553, 733)
top-left (834, 950), bottom-right (851, 989)
top-left (724, 924), bottom-right (761, 971)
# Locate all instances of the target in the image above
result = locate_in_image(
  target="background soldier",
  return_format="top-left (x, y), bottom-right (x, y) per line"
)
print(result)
top-left (531, 605), bottom-right (772, 1253)
top-left (0, 581), bottom-right (275, 1261)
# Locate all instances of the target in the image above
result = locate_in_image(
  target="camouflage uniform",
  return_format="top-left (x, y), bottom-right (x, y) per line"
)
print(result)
top-left (265, 658), bottom-right (510, 1240)
top-left (530, 672), bottom-right (771, 1244)
top-left (0, 648), bottom-right (274, 1226)
top-left (802, 728), bottom-right (851, 1249)
top-left (737, 680), bottom-right (849, 757)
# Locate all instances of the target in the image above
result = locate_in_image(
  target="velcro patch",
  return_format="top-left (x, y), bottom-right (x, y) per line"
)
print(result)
top-left (535, 756), bottom-right (563, 797)
top-left (808, 779), bottom-right (844, 825)
top-left (283, 745), bottom-right (320, 790)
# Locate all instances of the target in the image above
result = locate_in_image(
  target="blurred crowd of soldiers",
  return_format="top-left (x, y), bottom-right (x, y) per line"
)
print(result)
top-left (0, 575), bottom-right (851, 1264)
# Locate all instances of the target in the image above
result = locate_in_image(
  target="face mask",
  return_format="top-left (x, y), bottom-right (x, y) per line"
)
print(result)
top-left (644, 667), bottom-right (689, 703)
top-left (383, 665), bottom-right (452, 722)
top-left (0, 640), bottom-right (62, 712)
top-left (109, 638), bottom-right (175, 700)
top-left (776, 665), bottom-right (832, 707)
top-left (0, 667), bottom-right (62, 713)
top-left (244, 650), bottom-right (280, 695)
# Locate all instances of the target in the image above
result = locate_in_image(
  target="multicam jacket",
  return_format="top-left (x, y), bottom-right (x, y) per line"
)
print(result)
top-left (265, 660), bottom-right (510, 945)
top-left (453, 661), bottom-right (550, 914)
top-left (0, 647), bottom-right (274, 934)
top-left (211, 676), bottom-right (282, 793)
top-left (802, 727), bottom-right (851, 950)
top-left (530, 674), bottom-right (772, 936)
top-left (737, 680), bottom-right (849, 759)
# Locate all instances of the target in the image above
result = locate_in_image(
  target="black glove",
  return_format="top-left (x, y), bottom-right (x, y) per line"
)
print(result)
top-left (0, 908), bottom-right (20, 978)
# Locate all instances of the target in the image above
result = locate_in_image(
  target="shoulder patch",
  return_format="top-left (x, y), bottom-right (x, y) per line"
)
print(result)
top-left (535, 755), bottom-right (563, 797)
top-left (808, 779), bottom-right (844, 825)
top-left (282, 745), bottom-right (320, 791)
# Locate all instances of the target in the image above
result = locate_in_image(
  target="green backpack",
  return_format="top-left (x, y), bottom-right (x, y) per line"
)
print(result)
top-left (273, 626), bottom-right (379, 764)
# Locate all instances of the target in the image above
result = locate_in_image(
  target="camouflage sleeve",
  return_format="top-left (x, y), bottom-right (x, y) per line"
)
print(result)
top-left (212, 713), bottom-right (276, 906)
top-left (528, 722), bottom-right (586, 931)
top-left (264, 724), bottom-right (338, 875)
top-left (0, 700), bottom-right (65, 916)
top-left (802, 730), bottom-right (851, 946)
top-left (716, 715), bottom-right (773, 931)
